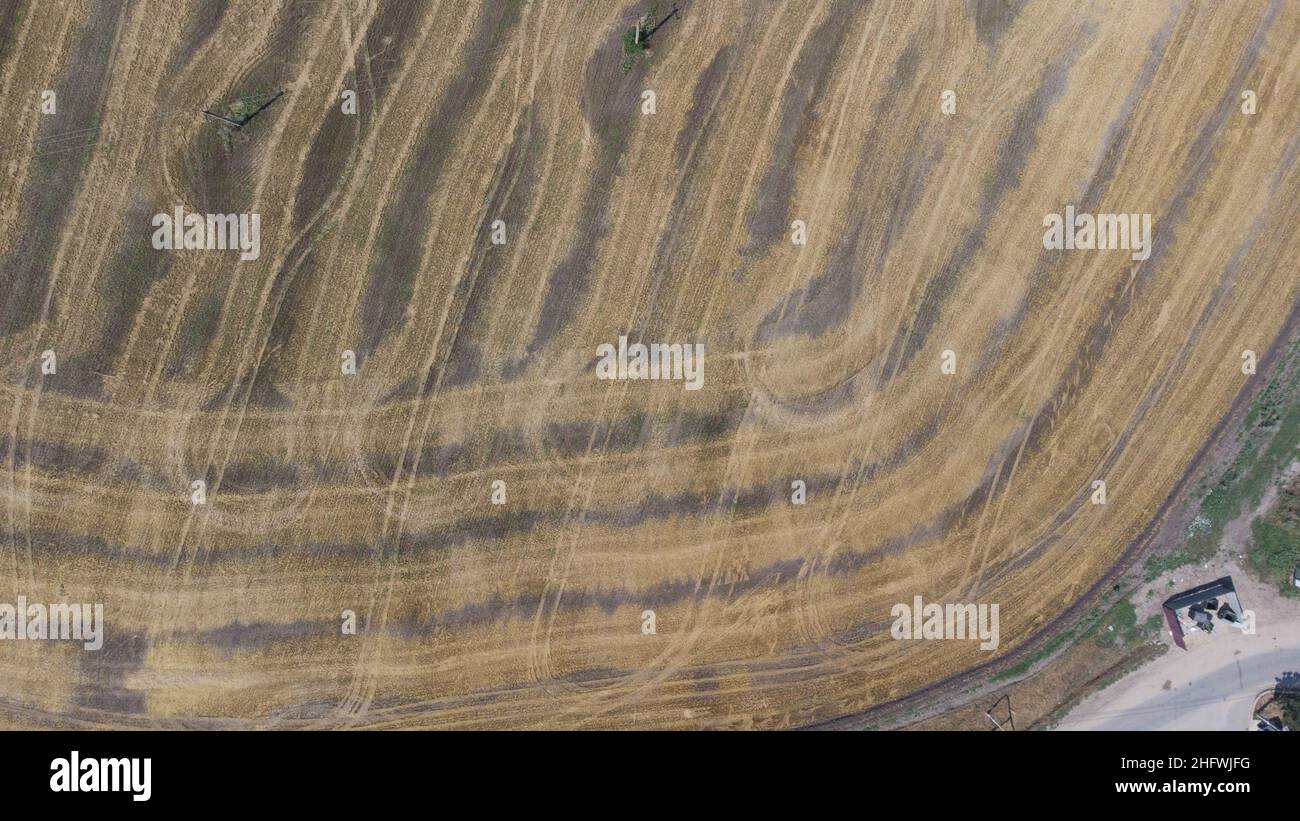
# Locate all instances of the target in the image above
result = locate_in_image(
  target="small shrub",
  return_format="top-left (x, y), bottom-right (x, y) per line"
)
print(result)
top-left (621, 28), bottom-right (648, 72)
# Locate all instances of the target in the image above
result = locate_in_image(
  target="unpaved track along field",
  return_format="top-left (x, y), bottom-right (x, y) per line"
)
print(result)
top-left (0, 0), bottom-right (1298, 729)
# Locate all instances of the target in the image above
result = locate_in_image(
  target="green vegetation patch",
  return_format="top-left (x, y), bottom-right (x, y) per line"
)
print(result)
top-left (622, 3), bottom-right (673, 73)
top-left (992, 586), bottom-right (1160, 683)
top-left (620, 28), bottom-right (649, 72)
top-left (1144, 338), bottom-right (1300, 581)
top-left (1248, 480), bottom-right (1300, 597)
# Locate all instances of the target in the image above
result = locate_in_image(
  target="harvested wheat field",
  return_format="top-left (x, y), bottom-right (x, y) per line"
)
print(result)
top-left (0, 0), bottom-right (1297, 730)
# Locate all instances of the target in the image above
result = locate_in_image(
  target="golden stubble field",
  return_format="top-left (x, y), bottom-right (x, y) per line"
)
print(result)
top-left (0, 0), bottom-right (1297, 728)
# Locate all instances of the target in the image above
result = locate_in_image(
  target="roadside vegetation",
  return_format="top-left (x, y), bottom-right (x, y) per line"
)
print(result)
top-left (1248, 473), bottom-right (1300, 597)
top-left (992, 586), bottom-right (1163, 683)
top-left (1257, 673), bottom-right (1300, 730)
top-left (1144, 337), bottom-right (1300, 585)
top-left (1279, 694), bottom-right (1300, 730)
